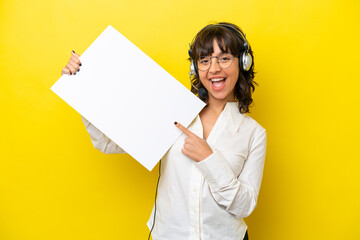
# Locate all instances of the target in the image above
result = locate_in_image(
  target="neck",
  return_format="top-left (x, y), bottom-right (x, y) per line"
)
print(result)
top-left (206, 95), bottom-right (236, 114)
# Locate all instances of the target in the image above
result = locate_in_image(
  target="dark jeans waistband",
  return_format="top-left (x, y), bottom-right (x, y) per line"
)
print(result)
top-left (243, 230), bottom-right (249, 240)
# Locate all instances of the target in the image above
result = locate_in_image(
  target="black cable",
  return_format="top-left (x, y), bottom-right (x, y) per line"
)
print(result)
top-left (148, 160), bottom-right (161, 240)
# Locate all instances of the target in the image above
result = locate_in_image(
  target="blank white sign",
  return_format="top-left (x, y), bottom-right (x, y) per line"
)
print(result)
top-left (51, 25), bottom-right (205, 171)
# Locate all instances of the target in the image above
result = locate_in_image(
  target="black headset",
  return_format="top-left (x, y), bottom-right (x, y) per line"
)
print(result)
top-left (188, 23), bottom-right (253, 98)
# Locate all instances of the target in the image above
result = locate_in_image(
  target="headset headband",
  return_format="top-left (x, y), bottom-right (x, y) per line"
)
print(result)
top-left (189, 23), bottom-right (249, 59)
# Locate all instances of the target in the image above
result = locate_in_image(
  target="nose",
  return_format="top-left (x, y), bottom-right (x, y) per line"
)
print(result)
top-left (208, 57), bottom-right (221, 73)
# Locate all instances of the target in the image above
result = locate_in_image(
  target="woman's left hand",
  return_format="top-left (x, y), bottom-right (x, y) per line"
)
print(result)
top-left (174, 122), bottom-right (213, 162)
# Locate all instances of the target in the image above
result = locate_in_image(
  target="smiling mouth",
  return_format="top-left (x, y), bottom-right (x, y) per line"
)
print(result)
top-left (210, 78), bottom-right (226, 85)
top-left (210, 78), bottom-right (227, 91)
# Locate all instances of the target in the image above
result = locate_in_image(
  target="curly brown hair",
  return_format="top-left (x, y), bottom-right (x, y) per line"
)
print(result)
top-left (189, 22), bottom-right (257, 113)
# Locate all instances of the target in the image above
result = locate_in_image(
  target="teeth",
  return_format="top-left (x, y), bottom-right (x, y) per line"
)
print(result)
top-left (211, 78), bottom-right (225, 82)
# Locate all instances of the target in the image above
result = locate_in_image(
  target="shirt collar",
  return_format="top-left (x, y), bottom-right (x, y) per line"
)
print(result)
top-left (223, 101), bottom-right (245, 132)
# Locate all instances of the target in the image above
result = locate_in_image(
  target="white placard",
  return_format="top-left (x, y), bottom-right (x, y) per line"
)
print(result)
top-left (51, 25), bottom-right (205, 171)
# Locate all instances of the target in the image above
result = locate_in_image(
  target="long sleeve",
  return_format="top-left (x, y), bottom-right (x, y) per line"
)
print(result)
top-left (81, 116), bottom-right (126, 154)
top-left (195, 129), bottom-right (267, 219)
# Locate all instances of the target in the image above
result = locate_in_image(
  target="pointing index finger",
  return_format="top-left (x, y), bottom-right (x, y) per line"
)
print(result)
top-left (174, 121), bottom-right (195, 137)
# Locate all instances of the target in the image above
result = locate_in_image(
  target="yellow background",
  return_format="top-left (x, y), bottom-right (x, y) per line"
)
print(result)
top-left (1, 0), bottom-right (359, 239)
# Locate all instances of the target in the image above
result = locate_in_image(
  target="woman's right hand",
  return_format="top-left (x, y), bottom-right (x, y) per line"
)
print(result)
top-left (61, 50), bottom-right (82, 76)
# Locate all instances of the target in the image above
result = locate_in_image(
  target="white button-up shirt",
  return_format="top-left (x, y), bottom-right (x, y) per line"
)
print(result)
top-left (82, 101), bottom-right (267, 240)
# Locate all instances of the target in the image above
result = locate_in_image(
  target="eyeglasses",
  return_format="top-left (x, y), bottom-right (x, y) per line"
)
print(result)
top-left (197, 53), bottom-right (236, 71)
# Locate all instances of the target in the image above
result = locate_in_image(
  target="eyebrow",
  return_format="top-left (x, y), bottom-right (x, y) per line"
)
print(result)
top-left (199, 51), bottom-right (231, 57)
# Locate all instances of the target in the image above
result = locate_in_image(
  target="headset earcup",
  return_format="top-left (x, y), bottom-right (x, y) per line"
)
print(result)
top-left (190, 61), bottom-right (196, 76)
top-left (193, 60), bottom-right (198, 78)
top-left (242, 51), bottom-right (253, 71)
top-left (190, 60), bottom-right (199, 79)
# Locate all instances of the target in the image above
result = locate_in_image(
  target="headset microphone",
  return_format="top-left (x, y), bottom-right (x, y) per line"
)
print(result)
top-left (189, 73), bottom-right (209, 99)
top-left (189, 60), bottom-right (208, 99)
top-left (197, 87), bottom-right (208, 99)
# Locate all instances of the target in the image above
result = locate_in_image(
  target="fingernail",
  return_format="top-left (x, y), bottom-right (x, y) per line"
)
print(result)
top-left (77, 68), bottom-right (80, 72)
top-left (72, 50), bottom-right (75, 53)
top-left (74, 72), bottom-right (76, 75)
top-left (79, 63), bottom-right (82, 66)
top-left (174, 121), bottom-right (177, 125)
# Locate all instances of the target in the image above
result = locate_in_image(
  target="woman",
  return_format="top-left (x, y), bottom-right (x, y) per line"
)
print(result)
top-left (61, 22), bottom-right (266, 240)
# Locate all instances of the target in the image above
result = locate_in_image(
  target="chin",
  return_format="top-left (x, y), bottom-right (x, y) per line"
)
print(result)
top-left (208, 92), bottom-right (230, 101)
